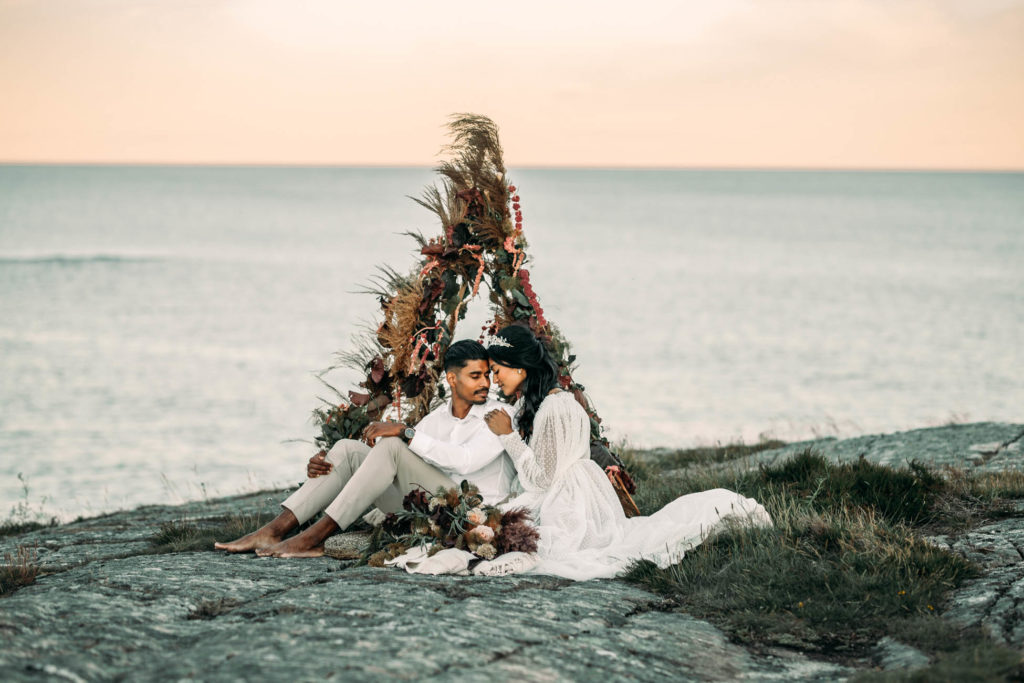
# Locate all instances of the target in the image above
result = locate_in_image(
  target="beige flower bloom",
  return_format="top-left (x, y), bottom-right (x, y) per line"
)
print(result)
top-left (467, 507), bottom-right (487, 526)
top-left (476, 543), bottom-right (497, 560)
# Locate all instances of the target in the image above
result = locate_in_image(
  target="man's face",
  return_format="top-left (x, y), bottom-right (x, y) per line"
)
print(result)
top-left (447, 359), bottom-right (491, 405)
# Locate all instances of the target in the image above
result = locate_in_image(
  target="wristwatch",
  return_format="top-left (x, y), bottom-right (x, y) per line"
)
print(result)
top-left (402, 426), bottom-right (416, 443)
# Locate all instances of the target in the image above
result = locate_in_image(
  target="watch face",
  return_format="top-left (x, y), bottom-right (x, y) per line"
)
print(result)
top-left (404, 427), bottom-right (416, 441)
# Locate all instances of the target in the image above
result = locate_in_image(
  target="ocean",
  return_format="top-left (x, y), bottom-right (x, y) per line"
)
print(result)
top-left (1, 165), bottom-right (1021, 520)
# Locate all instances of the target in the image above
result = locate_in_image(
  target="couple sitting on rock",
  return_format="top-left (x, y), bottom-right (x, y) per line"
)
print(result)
top-left (216, 325), bottom-right (771, 581)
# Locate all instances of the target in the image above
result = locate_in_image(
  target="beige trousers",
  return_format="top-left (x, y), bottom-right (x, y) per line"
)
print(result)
top-left (281, 437), bottom-right (455, 530)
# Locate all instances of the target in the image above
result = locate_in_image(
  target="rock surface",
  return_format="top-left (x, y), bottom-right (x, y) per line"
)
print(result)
top-left (744, 421), bottom-right (1024, 472)
top-left (931, 514), bottom-right (1024, 649)
top-left (2, 422), bottom-right (1022, 681)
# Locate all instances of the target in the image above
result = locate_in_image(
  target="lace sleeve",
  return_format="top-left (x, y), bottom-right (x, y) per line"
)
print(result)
top-left (498, 396), bottom-right (572, 491)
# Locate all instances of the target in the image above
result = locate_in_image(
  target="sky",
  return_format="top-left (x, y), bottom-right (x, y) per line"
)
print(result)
top-left (1, 0), bottom-right (1022, 169)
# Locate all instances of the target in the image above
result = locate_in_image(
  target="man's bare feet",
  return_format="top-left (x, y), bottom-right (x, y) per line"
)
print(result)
top-left (214, 509), bottom-right (299, 553)
top-left (255, 536), bottom-right (326, 558)
top-left (214, 528), bottom-right (284, 553)
top-left (255, 515), bottom-right (338, 558)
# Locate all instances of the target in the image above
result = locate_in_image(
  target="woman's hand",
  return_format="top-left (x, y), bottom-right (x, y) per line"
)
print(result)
top-left (484, 409), bottom-right (514, 436)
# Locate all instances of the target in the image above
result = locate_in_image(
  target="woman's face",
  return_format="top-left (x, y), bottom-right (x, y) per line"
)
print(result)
top-left (490, 361), bottom-right (526, 398)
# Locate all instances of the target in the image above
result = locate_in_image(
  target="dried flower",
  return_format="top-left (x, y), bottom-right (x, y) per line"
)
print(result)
top-left (497, 507), bottom-right (540, 554)
top-left (468, 525), bottom-right (495, 544)
top-left (403, 489), bottom-right (430, 511)
top-left (368, 485), bottom-right (536, 565)
top-left (467, 508), bottom-right (487, 526)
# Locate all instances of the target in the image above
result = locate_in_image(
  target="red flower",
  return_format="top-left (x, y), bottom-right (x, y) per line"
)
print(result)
top-left (508, 185), bottom-right (517, 192)
top-left (512, 195), bottom-right (520, 203)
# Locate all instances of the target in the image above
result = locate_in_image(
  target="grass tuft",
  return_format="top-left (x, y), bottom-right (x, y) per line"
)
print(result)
top-left (758, 451), bottom-right (946, 526)
top-left (1, 546), bottom-right (40, 597)
top-left (148, 512), bottom-right (271, 554)
top-left (0, 518), bottom-right (58, 539)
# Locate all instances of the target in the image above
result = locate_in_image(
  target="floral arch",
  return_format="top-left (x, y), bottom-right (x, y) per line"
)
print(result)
top-left (311, 115), bottom-right (622, 474)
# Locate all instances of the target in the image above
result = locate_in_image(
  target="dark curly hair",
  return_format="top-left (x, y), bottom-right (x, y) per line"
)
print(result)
top-left (486, 324), bottom-right (559, 442)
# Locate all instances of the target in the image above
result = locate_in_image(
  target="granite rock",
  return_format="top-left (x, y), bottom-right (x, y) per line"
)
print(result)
top-left (3, 422), bottom-right (1023, 681)
top-left (746, 422), bottom-right (1024, 471)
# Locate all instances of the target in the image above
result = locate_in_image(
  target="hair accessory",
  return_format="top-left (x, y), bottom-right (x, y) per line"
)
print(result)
top-left (482, 334), bottom-right (513, 349)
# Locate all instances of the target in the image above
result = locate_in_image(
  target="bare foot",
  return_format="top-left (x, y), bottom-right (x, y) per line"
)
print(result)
top-left (255, 515), bottom-right (337, 558)
top-left (214, 528), bottom-right (284, 553)
top-left (255, 536), bottom-right (326, 558)
top-left (214, 509), bottom-right (299, 553)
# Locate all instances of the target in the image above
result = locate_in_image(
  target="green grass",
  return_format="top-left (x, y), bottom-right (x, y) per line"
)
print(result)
top-left (148, 512), bottom-right (272, 554)
top-left (623, 445), bottom-right (1024, 674)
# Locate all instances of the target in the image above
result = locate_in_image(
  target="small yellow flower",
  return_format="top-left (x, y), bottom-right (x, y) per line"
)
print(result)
top-left (897, 590), bottom-right (906, 596)
top-left (797, 602), bottom-right (804, 609)
top-left (927, 605), bottom-right (934, 611)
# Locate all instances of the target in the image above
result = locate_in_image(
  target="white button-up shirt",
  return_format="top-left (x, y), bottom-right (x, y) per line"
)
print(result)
top-left (407, 398), bottom-right (517, 505)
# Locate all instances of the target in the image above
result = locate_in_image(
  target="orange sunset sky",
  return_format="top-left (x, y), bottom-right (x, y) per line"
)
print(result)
top-left (1, 0), bottom-right (1022, 169)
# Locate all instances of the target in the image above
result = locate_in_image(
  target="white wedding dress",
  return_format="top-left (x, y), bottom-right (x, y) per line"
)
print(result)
top-left (498, 392), bottom-right (772, 581)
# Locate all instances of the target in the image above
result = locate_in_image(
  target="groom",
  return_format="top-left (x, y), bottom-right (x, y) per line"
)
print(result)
top-left (215, 340), bottom-right (517, 558)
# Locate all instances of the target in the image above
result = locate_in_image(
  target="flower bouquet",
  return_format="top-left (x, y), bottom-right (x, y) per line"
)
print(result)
top-left (366, 480), bottom-right (539, 568)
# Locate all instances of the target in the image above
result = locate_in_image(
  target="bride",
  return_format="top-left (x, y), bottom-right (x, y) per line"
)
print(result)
top-left (482, 324), bottom-right (772, 581)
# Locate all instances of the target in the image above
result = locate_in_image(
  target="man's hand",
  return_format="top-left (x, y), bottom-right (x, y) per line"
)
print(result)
top-left (484, 409), bottom-right (514, 436)
top-left (307, 450), bottom-right (332, 478)
top-left (363, 421), bottom-right (407, 447)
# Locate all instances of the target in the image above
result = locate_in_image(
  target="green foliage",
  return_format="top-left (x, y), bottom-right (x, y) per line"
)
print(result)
top-left (313, 402), bottom-right (371, 452)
